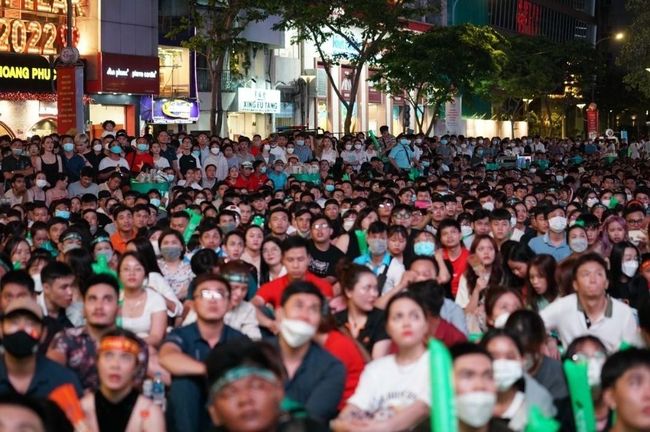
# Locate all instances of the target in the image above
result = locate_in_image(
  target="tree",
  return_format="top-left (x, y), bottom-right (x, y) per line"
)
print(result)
top-left (618, 0), bottom-right (650, 100)
top-left (372, 24), bottom-right (507, 135)
top-left (167, 1), bottom-right (267, 135)
top-left (268, 0), bottom-right (432, 134)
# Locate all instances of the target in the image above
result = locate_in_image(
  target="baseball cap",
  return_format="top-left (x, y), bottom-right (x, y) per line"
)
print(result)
top-left (3, 297), bottom-right (43, 322)
top-left (241, 161), bottom-right (253, 169)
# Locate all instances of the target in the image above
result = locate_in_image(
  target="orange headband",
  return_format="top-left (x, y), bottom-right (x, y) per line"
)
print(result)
top-left (642, 261), bottom-right (650, 272)
top-left (99, 336), bottom-right (140, 356)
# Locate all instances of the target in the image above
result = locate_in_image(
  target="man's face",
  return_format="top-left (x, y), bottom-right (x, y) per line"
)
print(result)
top-left (573, 261), bottom-right (608, 299)
top-left (440, 226), bottom-right (461, 248)
top-left (115, 211), bottom-right (133, 232)
top-left (33, 207), bottom-right (49, 223)
top-left (410, 259), bottom-right (437, 282)
top-left (282, 247), bottom-right (309, 280)
top-left (311, 219), bottom-right (332, 243)
top-left (431, 201), bottom-right (446, 223)
top-left (84, 284), bottom-right (118, 328)
top-left (534, 214), bottom-right (548, 234)
top-left (209, 374), bottom-right (283, 432)
top-left (108, 177), bottom-right (121, 191)
top-left (12, 177), bottom-right (26, 193)
top-left (133, 210), bottom-right (149, 229)
top-left (0, 284), bottom-right (33, 312)
top-left (194, 280), bottom-right (230, 322)
top-left (294, 213), bottom-right (312, 233)
top-left (626, 210), bottom-right (646, 231)
top-left (490, 219), bottom-right (511, 241)
top-left (269, 212), bottom-right (289, 236)
top-left (279, 292), bottom-right (321, 331)
top-left (604, 365), bottom-right (650, 431)
top-left (391, 209), bottom-right (412, 229)
top-left (80, 175), bottom-right (92, 187)
top-left (0, 404), bottom-right (46, 432)
top-left (200, 228), bottom-right (221, 250)
top-left (44, 275), bottom-right (75, 309)
top-left (454, 353), bottom-right (496, 398)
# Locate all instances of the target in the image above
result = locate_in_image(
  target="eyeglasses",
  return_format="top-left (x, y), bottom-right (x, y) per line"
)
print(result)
top-left (627, 218), bottom-right (644, 226)
top-left (312, 223), bottom-right (330, 230)
top-left (379, 202), bottom-right (393, 208)
top-left (393, 212), bottom-right (411, 220)
top-left (197, 290), bottom-right (229, 301)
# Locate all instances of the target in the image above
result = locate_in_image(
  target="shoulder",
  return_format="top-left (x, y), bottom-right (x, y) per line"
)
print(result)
top-left (222, 324), bottom-right (250, 342)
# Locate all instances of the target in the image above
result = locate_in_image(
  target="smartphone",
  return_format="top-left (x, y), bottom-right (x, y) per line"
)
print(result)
top-left (414, 200), bottom-right (431, 210)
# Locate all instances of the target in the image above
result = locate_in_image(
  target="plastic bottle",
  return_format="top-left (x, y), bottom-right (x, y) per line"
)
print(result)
top-left (152, 372), bottom-right (166, 411)
top-left (142, 379), bottom-right (153, 399)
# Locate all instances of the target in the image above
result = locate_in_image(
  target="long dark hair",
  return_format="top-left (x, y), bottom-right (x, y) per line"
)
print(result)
top-left (526, 254), bottom-right (559, 310)
top-left (503, 241), bottom-right (535, 290)
top-left (259, 236), bottom-right (283, 285)
top-left (465, 235), bottom-right (503, 297)
top-left (127, 237), bottom-right (162, 274)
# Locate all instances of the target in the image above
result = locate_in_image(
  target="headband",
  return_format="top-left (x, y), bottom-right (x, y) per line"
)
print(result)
top-left (92, 236), bottom-right (110, 245)
top-left (223, 273), bottom-right (249, 284)
top-left (62, 232), bottom-right (83, 242)
top-left (99, 336), bottom-right (140, 356)
top-left (641, 260), bottom-right (650, 272)
top-left (208, 366), bottom-right (277, 401)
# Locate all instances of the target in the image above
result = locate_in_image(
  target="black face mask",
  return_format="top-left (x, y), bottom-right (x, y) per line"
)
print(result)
top-left (3, 330), bottom-right (39, 358)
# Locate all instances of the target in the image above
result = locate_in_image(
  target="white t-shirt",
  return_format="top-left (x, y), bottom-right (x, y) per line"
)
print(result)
top-left (455, 274), bottom-right (470, 308)
top-left (347, 352), bottom-right (430, 417)
top-left (98, 157), bottom-right (130, 171)
top-left (146, 272), bottom-right (182, 317)
top-left (122, 289), bottom-right (167, 339)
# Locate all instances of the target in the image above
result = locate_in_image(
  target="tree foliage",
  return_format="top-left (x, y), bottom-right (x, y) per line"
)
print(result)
top-left (167, 0), bottom-right (267, 135)
top-left (618, 0), bottom-right (650, 99)
top-left (372, 24), bottom-right (507, 135)
top-left (268, 0), bottom-right (433, 134)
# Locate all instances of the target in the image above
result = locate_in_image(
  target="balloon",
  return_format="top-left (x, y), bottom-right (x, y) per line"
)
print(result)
top-left (183, 208), bottom-right (203, 244)
top-left (525, 405), bottom-right (559, 432)
top-left (49, 383), bottom-right (87, 428)
top-left (368, 130), bottom-right (382, 151)
top-left (563, 360), bottom-right (596, 432)
top-left (429, 339), bottom-right (457, 432)
top-left (355, 230), bottom-right (368, 256)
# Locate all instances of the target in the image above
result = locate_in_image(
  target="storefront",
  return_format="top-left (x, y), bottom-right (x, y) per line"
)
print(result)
top-left (85, 52), bottom-right (160, 138)
top-left (228, 87), bottom-right (280, 138)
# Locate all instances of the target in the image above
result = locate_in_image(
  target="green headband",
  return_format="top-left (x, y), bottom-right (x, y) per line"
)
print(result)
top-left (92, 236), bottom-right (110, 245)
top-left (208, 366), bottom-right (277, 402)
top-left (223, 273), bottom-right (249, 284)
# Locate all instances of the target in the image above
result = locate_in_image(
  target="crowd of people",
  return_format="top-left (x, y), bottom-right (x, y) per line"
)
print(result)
top-left (0, 121), bottom-right (649, 432)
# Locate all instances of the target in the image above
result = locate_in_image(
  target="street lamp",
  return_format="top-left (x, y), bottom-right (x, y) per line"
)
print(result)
top-left (592, 32), bottom-right (626, 103)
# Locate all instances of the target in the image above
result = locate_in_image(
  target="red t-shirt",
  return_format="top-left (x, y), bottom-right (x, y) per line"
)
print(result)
top-left (248, 173), bottom-right (268, 191)
top-left (256, 272), bottom-right (334, 308)
top-left (433, 319), bottom-right (467, 348)
top-left (323, 330), bottom-right (365, 409)
top-left (444, 247), bottom-right (469, 297)
top-left (126, 152), bottom-right (154, 173)
top-left (234, 175), bottom-right (251, 190)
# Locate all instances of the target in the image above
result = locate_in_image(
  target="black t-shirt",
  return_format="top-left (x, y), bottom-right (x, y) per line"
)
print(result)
top-left (334, 308), bottom-right (389, 354)
top-left (178, 153), bottom-right (198, 175)
top-left (308, 242), bottom-right (345, 278)
top-left (95, 389), bottom-right (138, 432)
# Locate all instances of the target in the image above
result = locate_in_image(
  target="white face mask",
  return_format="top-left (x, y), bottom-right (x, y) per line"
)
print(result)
top-left (150, 240), bottom-right (161, 257)
top-left (586, 197), bottom-right (598, 208)
top-left (493, 312), bottom-right (510, 329)
top-left (210, 147), bottom-right (220, 155)
top-left (587, 357), bottom-right (605, 388)
top-left (456, 391), bottom-right (496, 428)
top-left (569, 237), bottom-right (588, 253)
top-left (461, 225), bottom-right (473, 238)
top-left (492, 359), bottom-right (523, 391)
top-left (279, 319), bottom-right (316, 348)
top-left (622, 260), bottom-right (639, 277)
top-left (482, 202), bottom-right (495, 211)
top-left (93, 144), bottom-right (103, 152)
top-left (548, 216), bottom-right (567, 233)
top-left (510, 216), bottom-right (517, 227)
top-left (35, 179), bottom-right (47, 188)
top-left (343, 219), bottom-right (355, 231)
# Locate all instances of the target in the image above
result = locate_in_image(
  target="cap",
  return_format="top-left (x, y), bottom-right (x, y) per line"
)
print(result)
top-left (241, 161), bottom-right (253, 168)
top-left (274, 159), bottom-right (285, 165)
top-left (116, 130), bottom-right (127, 138)
top-left (224, 204), bottom-right (241, 216)
top-left (4, 297), bottom-right (43, 321)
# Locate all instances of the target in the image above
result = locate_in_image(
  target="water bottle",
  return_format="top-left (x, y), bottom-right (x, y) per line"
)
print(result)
top-left (142, 379), bottom-right (153, 399)
top-left (152, 372), bottom-right (166, 411)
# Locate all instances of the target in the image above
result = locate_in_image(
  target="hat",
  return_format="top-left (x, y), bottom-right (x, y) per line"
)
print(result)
top-left (3, 297), bottom-right (43, 321)
top-left (224, 204), bottom-right (242, 216)
top-left (274, 159), bottom-right (285, 165)
top-left (116, 130), bottom-right (127, 138)
top-left (241, 161), bottom-right (253, 169)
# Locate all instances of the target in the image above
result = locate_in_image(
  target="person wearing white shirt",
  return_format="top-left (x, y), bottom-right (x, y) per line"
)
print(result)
top-left (540, 253), bottom-right (639, 352)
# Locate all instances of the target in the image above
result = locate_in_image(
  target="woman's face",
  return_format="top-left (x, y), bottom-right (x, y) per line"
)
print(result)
top-left (360, 212), bottom-right (378, 231)
top-left (475, 239), bottom-right (496, 266)
top-left (229, 282), bottom-right (247, 309)
top-left (489, 292), bottom-right (523, 324)
top-left (623, 247), bottom-right (638, 263)
top-left (508, 260), bottom-right (528, 279)
top-left (70, 198), bottom-right (81, 214)
top-left (388, 233), bottom-right (406, 256)
top-left (31, 229), bottom-right (49, 249)
top-left (528, 265), bottom-right (547, 295)
top-left (348, 273), bottom-right (379, 312)
top-left (43, 138), bottom-right (53, 151)
top-left (262, 242), bottom-right (281, 266)
top-left (486, 335), bottom-right (523, 362)
top-left (95, 241), bottom-right (114, 258)
top-left (225, 236), bottom-right (244, 260)
top-left (607, 221), bottom-right (626, 243)
top-left (11, 241), bottom-right (31, 268)
top-left (245, 228), bottom-right (264, 251)
top-left (386, 297), bottom-right (428, 350)
top-left (568, 228), bottom-right (587, 243)
top-left (119, 256), bottom-right (146, 290)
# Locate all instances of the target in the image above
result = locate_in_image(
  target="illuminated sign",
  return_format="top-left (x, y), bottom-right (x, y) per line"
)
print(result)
top-left (0, 0), bottom-right (84, 55)
top-left (140, 97), bottom-right (200, 124)
top-left (0, 51), bottom-right (55, 91)
top-left (237, 88), bottom-right (280, 114)
top-left (101, 52), bottom-right (159, 94)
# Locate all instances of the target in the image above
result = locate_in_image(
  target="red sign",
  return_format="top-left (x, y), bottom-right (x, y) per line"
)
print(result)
top-left (586, 105), bottom-right (599, 139)
top-left (100, 52), bottom-right (159, 94)
top-left (56, 65), bottom-right (79, 134)
top-left (517, 0), bottom-right (541, 36)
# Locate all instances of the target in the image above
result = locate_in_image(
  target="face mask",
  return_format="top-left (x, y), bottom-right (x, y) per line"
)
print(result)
top-left (296, 140), bottom-right (305, 146)
top-left (286, 147), bottom-right (295, 154)
top-left (367, 238), bottom-right (387, 256)
top-left (456, 392), bottom-right (496, 428)
top-left (493, 312), bottom-right (510, 329)
top-left (35, 179), bottom-right (47, 188)
top-left (601, 198), bottom-right (611, 208)
top-left (220, 222), bottom-right (236, 234)
top-left (150, 240), bottom-right (161, 257)
top-left (150, 198), bottom-right (161, 207)
top-left (96, 249), bottom-right (113, 262)
top-left (279, 319), bottom-right (316, 348)
top-left (195, 198), bottom-right (205, 205)
top-left (421, 161), bottom-right (430, 168)
top-left (400, 138), bottom-right (409, 145)
top-left (210, 147), bottom-right (220, 155)
top-left (569, 237), bottom-right (588, 253)
top-left (461, 225), bottom-right (473, 238)
top-left (482, 202), bottom-right (495, 211)
top-left (510, 216), bottom-right (517, 227)
top-left (548, 216), bottom-right (567, 233)
top-left (556, 175), bottom-right (564, 182)
top-left (493, 359), bottom-right (523, 391)
top-left (586, 197), bottom-right (598, 208)
top-left (354, 144), bottom-right (362, 150)
top-left (110, 145), bottom-right (122, 154)
top-left (160, 246), bottom-right (183, 261)
top-left (343, 219), bottom-right (355, 231)
top-left (414, 241), bottom-right (435, 256)
top-left (529, 167), bottom-right (536, 174)
top-left (192, 151), bottom-right (201, 159)
top-left (440, 139), bottom-right (448, 145)
top-left (325, 184), bottom-right (335, 192)
top-left (3, 330), bottom-right (39, 358)
top-left (63, 143), bottom-right (74, 152)
top-left (345, 144), bottom-right (352, 151)
top-left (259, 167), bottom-right (267, 174)
top-left (63, 243), bottom-right (81, 254)
top-left (587, 357), bottom-right (605, 388)
top-left (93, 144), bottom-right (103, 152)
top-left (622, 260), bottom-right (639, 277)
top-left (54, 209), bottom-right (70, 220)
top-left (137, 143), bottom-right (149, 152)
top-left (415, 138), bottom-right (423, 144)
